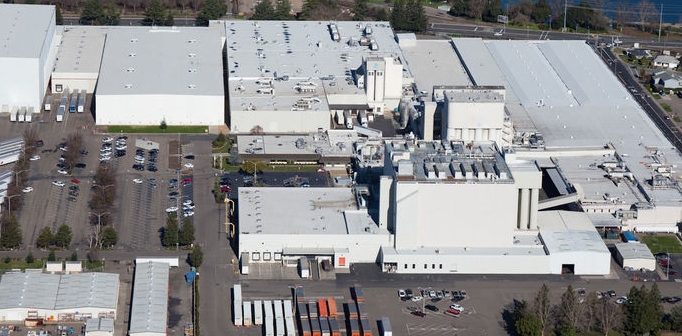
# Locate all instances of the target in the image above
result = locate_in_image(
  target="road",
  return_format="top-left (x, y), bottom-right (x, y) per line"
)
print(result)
top-left (592, 45), bottom-right (682, 151)
top-left (430, 22), bottom-right (682, 49)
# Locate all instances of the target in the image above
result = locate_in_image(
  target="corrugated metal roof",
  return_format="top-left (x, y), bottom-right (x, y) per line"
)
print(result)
top-left (0, 4), bottom-right (55, 58)
top-left (129, 261), bottom-right (169, 335)
top-left (86, 318), bottom-right (115, 332)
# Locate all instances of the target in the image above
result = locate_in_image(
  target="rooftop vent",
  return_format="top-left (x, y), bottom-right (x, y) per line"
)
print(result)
top-left (187, 84), bottom-right (196, 89)
top-left (124, 84), bottom-right (133, 89)
top-left (188, 68), bottom-right (197, 73)
top-left (130, 38), bottom-right (139, 43)
top-left (125, 67), bottom-right (135, 72)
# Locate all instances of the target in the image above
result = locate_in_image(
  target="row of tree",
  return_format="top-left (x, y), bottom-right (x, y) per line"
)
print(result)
top-left (77, 0), bottom-right (226, 26)
top-left (36, 225), bottom-right (73, 249)
top-left (251, 0), bottom-right (292, 20)
top-left (88, 163), bottom-right (118, 249)
top-left (162, 213), bottom-right (195, 247)
top-left (0, 130), bottom-right (40, 249)
top-left (509, 283), bottom-right (682, 336)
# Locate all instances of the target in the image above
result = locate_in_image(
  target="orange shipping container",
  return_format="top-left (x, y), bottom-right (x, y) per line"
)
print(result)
top-left (318, 298), bottom-right (329, 317)
top-left (327, 297), bottom-right (338, 317)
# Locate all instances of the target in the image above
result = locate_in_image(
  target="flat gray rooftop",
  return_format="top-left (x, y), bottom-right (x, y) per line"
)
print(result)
top-left (0, 4), bottom-right (54, 58)
top-left (239, 187), bottom-right (383, 235)
top-left (444, 88), bottom-right (504, 103)
top-left (230, 77), bottom-right (330, 112)
top-left (615, 242), bottom-right (655, 260)
top-left (54, 26), bottom-right (106, 75)
top-left (97, 26), bottom-right (224, 96)
top-left (225, 20), bottom-right (406, 80)
top-left (129, 261), bottom-right (169, 335)
top-left (538, 210), bottom-right (609, 255)
top-left (386, 140), bottom-right (513, 183)
top-left (0, 271), bottom-right (119, 311)
top-left (400, 40), bottom-right (471, 93)
top-left (237, 130), bottom-right (358, 157)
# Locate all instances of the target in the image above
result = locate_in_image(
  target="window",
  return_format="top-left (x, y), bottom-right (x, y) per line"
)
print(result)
top-left (424, 264), bottom-right (427, 269)
top-left (274, 252), bottom-right (282, 261)
top-left (55, 84), bottom-right (63, 93)
top-left (412, 264), bottom-right (415, 269)
top-left (263, 252), bottom-right (271, 261)
top-left (404, 264), bottom-right (408, 269)
top-left (439, 264), bottom-right (443, 269)
top-left (252, 252), bottom-right (260, 261)
top-left (432, 264), bottom-right (435, 269)
top-left (377, 71), bottom-right (383, 76)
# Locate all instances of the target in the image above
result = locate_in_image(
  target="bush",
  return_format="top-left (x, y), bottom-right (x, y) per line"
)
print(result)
top-left (25, 253), bottom-right (34, 264)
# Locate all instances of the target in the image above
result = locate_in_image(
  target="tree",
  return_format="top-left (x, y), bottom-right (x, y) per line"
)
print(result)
top-left (163, 214), bottom-right (179, 247)
top-left (179, 218), bottom-right (195, 246)
top-left (352, 0), bottom-right (368, 21)
top-left (70, 251), bottom-right (78, 261)
top-left (596, 297), bottom-right (624, 335)
top-left (36, 227), bottom-right (54, 249)
top-left (405, 0), bottom-right (427, 32)
top-left (482, 0), bottom-right (502, 22)
top-left (47, 250), bottom-right (56, 262)
top-left (511, 300), bottom-right (542, 336)
top-left (0, 215), bottom-right (22, 249)
top-left (56, 5), bottom-right (64, 25)
top-left (532, 284), bottom-right (551, 335)
top-left (449, 0), bottom-right (469, 17)
top-left (100, 227), bottom-right (118, 248)
top-left (252, 0), bottom-right (275, 19)
top-left (25, 253), bottom-right (34, 264)
top-left (54, 224), bottom-right (73, 248)
top-left (189, 245), bottom-right (203, 267)
top-left (160, 118), bottom-right (168, 130)
top-left (531, 0), bottom-right (551, 25)
top-left (466, 0), bottom-right (486, 20)
top-left (143, 0), bottom-right (174, 26)
top-left (668, 305), bottom-right (682, 331)
top-left (624, 285), bottom-right (662, 336)
top-left (556, 285), bottom-right (580, 333)
top-left (390, 0), bottom-right (406, 30)
top-left (64, 132), bottom-right (83, 173)
top-left (213, 132), bottom-right (227, 147)
top-left (196, 0), bottom-right (227, 26)
top-left (240, 160), bottom-right (267, 175)
top-left (636, 0), bottom-right (656, 32)
top-left (299, 0), bottom-right (342, 20)
top-left (274, 0), bottom-right (292, 19)
top-left (80, 0), bottom-right (104, 25)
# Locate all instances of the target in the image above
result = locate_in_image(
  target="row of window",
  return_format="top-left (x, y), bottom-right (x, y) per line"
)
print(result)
top-left (251, 251), bottom-right (282, 262)
top-left (404, 263), bottom-right (443, 270)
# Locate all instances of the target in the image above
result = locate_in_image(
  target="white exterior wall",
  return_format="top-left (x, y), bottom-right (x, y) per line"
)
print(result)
top-left (129, 332), bottom-right (165, 336)
top-left (624, 206), bottom-right (681, 233)
top-left (230, 109), bottom-right (330, 133)
top-left (547, 251), bottom-right (611, 275)
top-left (621, 258), bottom-right (656, 271)
top-left (381, 249), bottom-right (551, 274)
top-left (0, 58), bottom-right (40, 111)
top-left (383, 57), bottom-right (403, 111)
top-left (0, 306), bottom-right (113, 322)
top-left (96, 94), bottom-right (224, 125)
top-left (86, 331), bottom-right (113, 336)
top-left (239, 233), bottom-right (390, 264)
top-left (392, 182), bottom-right (518, 249)
top-left (442, 100), bottom-right (504, 143)
top-left (52, 73), bottom-right (99, 94)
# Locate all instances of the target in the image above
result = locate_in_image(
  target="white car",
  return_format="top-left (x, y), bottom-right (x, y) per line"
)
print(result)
top-left (165, 206), bottom-right (179, 213)
top-left (184, 163), bottom-right (194, 169)
top-left (616, 296), bottom-right (628, 304)
top-left (133, 178), bottom-right (143, 184)
top-left (411, 296), bottom-right (422, 302)
top-left (22, 186), bottom-right (33, 193)
top-left (183, 211), bottom-right (195, 217)
top-left (29, 155), bottom-right (40, 161)
top-left (102, 136), bottom-right (113, 143)
top-left (183, 199), bottom-right (193, 206)
top-left (52, 180), bottom-right (65, 187)
top-left (183, 204), bottom-right (195, 210)
top-left (398, 289), bottom-right (407, 299)
top-left (449, 304), bottom-right (464, 312)
top-left (99, 156), bottom-right (111, 162)
top-left (57, 169), bottom-right (68, 175)
top-left (115, 145), bottom-right (127, 150)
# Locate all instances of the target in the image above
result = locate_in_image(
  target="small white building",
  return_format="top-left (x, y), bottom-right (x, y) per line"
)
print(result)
top-left (52, 26), bottom-right (107, 94)
top-left (95, 27), bottom-right (225, 126)
top-left (0, 4), bottom-right (58, 113)
top-left (652, 70), bottom-right (682, 89)
top-left (614, 242), bottom-right (656, 271)
top-left (653, 55), bottom-right (680, 69)
top-left (85, 318), bottom-right (114, 336)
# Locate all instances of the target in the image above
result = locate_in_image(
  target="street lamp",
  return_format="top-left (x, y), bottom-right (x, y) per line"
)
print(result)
top-left (5, 194), bottom-right (21, 217)
top-left (89, 211), bottom-right (111, 248)
top-left (13, 169), bottom-right (30, 187)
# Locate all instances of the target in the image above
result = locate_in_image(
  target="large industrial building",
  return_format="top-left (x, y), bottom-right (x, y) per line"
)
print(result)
top-left (225, 20), bottom-right (410, 133)
top-left (95, 26), bottom-right (225, 126)
top-left (0, 4), bottom-right (58, 114)
top-left (52, 26), bottom-right (107, 94)
top-left (0, 271), bottom-right (119, 322)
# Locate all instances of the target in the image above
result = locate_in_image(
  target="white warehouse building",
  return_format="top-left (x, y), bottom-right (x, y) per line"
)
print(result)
top-left (95, 27), bottom-right (225, 126)
top-left (0, 4), bottom-right (58, 114)
top-left (129, 261), bottom-right (169, 336)
top-left (52, 26), bottom-right (107, 94)
top-left (0, 271), bottom-right (119, 322)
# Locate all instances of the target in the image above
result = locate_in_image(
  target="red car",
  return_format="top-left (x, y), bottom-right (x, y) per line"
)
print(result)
top-left (182, 178), bottom-right (192, 184)
top-left (220, 185), bottom-right (231, 193)
top-left (70, 178), bottom-right (80, 184)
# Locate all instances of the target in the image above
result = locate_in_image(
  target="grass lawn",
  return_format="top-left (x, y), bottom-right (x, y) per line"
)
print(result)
top-left (106, 125), bottom-right (208, 134)
top-left (640, 235), bottom-right (682, 254)
top-left (211, 142), bottom-right (232, 153)
top-left (0, 259), bottom-right (43, 271)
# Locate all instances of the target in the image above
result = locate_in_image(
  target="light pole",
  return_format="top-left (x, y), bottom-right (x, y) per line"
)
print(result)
top-left (13, 169), bottom-right (30, 187)
top-left (6, 194), bottom-right (21, 218)
top-left (89, 211), bottom-right (110, 248)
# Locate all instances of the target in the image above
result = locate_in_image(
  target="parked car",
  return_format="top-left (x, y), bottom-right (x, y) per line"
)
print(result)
top-left (52, 180), bottom-right (65, 187)
top-left (29, 155), bottom-right (40, 161)
top-left (411, 311), bottom-right (426, 318)
top-left (398, 289), bottom-right (407, 300)
top-left (22, 186), bottom-right (33, 193)
top-left (165, 207), bottom-right (179, 213)
top-left (133, 178), bottom-right (143, 184)
top-left (425, 304), bottom-right (439, 312)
